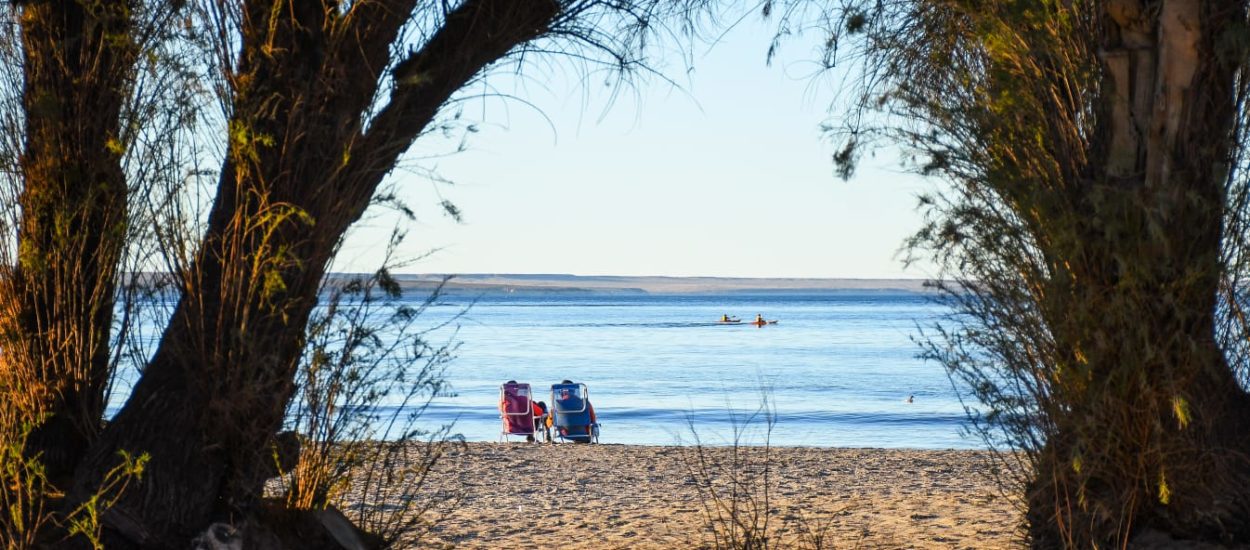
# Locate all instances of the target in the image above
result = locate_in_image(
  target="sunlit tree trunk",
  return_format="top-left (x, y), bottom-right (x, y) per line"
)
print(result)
top-left (817, 0), bottom-right (1250, 544)
top-left (0, 0), bottom-right (135, 488)
top-left (69, 1), bottom-right (560, 545)
top-left (1027, 1), bottom-right (1250, 545)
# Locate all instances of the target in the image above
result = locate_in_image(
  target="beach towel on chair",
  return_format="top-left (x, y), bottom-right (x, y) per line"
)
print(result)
top-left (499, 382), bottom-right (535, 440)
top-left (551, 382), bottom-right (597, 443)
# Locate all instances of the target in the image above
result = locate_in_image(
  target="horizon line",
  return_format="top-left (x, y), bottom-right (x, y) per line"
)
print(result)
top-left (374, 272), bottom-right (934, 281)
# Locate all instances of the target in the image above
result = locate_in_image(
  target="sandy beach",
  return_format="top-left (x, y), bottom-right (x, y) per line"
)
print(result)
top-left (415, 442), bottom-right (1021, 549)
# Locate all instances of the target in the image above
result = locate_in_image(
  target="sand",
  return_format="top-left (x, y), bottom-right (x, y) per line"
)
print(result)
top-left (415, 442), bottom-right (1021, 549)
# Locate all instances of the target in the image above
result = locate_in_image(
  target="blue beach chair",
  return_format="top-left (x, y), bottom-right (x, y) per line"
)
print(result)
top-left (550, 382), bottom-right (599, 443)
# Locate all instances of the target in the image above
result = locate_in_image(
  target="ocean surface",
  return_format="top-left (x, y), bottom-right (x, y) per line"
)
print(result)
top-left (412, 290), bottom-right (978, 449)
top-left (106, 289), bottom-right (978, 449)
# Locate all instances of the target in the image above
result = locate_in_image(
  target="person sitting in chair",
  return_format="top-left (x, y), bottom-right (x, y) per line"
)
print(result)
top-left (549, 379), bottom-right (597, 443)
top-left (500, 380), bottom-right (542, 442)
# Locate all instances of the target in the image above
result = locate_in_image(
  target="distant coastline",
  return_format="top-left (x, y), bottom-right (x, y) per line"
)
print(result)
top-left (375, 273), bottom-right (935, 295)
top-left (125, 273), bottom-right (937, 295)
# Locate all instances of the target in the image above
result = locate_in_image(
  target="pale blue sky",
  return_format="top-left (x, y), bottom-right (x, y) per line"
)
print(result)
top-left (336, 16), bottom-right (935, 280)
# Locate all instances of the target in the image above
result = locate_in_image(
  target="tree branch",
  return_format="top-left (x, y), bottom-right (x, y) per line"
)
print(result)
top-left (343, 0), bottom-right (559, 194)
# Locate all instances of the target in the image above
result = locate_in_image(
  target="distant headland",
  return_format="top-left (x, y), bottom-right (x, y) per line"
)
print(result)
top-left (373, 273), bottom-right (934, 295)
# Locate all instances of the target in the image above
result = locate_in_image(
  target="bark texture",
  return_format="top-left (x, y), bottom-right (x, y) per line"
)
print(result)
top-left (0, 0), bottom-right (135, 488)
top-left (67, 1), bottom-right (560, 546)
top-left (851, 0), bottom-right (1250, 545)
top-left (1025, 1), bottom-right (1250, 545)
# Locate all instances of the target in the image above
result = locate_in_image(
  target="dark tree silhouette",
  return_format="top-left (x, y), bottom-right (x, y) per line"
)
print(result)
top-left (792, 0), bottom-right (1250, 545)
top-left (3, 0), bottom-right (137, 491)
top-left (0, 0), bottom-right (695, 546)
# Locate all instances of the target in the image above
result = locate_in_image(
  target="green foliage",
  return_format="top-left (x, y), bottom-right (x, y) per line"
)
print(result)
top-left (228, 119), bottom-right (276, 164)
top-left (276, 230), bottom-right (463, 546)
top-left (63, 451), bottom-right (150, 550)
top-left (0, 421), bottom-right (54, 549)
top-left (0, 419), bottom-right (148, 550)
top-left (774, 0), bottom-right (1250, 545)
top-left (0, 0), bottom-right (717, 546)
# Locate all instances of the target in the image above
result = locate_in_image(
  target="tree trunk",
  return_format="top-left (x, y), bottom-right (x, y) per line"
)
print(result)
top-left (1026, 1), bottom-right (1250, 545)
top-left (0, 0), bottom-right (134, 488)
top-left (68, 1), bottom-right (559, 546)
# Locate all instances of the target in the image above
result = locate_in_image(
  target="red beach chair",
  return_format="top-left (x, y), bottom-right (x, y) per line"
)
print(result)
top-left (499, 381), bottom-right (538, 442)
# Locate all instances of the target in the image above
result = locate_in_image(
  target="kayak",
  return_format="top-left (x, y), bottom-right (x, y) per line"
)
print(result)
top-left (751, 319), bottom-right (778, 326)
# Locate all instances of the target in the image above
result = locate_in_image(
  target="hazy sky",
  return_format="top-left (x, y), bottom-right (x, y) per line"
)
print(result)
top-left (335, 15), bottom-right (936, 280)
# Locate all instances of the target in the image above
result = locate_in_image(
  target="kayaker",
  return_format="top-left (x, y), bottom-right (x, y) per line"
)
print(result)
top-left (755, 313), bottom-right (765, 324)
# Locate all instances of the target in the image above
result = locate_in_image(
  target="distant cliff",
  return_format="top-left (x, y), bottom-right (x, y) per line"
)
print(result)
top-left (126, 272), bottom-right (936, 296)
top-left (375, 273), bottom-right (934, 295)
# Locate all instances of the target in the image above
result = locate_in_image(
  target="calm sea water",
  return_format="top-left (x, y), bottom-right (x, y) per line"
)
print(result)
top-left (107, 290), bottom-right (978, 449)
top-left (414, 291), bottom-right (978, 449)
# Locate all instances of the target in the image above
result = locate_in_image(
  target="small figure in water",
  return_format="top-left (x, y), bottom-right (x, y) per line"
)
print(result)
top-left (907, 394), bottom-right (914, 404)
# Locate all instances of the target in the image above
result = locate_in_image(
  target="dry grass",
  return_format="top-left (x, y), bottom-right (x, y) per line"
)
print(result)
top-left (271, 264), bottom-right (465, 547)
top-left (680, 397), bottom-right (863, 550)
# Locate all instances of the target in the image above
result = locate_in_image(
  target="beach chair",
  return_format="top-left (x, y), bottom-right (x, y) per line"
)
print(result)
top-left (499, 382), bottom-right (538, 442)
top-left (550, 382), bottom-right (599, 443)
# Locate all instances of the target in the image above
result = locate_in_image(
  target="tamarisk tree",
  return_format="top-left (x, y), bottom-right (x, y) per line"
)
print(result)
top-left (0, 0), bottom-right (691, 547)
top-left (794, 0), bottom-right (1250, 546)
top-left (0, 0), bottom-right (139, 491)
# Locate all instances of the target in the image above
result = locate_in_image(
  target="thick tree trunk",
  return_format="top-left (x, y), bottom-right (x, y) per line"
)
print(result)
top-left (1030, 188), bottom-right (1250, 546)
top-left (68, 1), bottom-right (559, 546)
top-left (0, 0), bottom-right (134, 488)
top-left (1025, 1), bottom-right (1250, 545)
